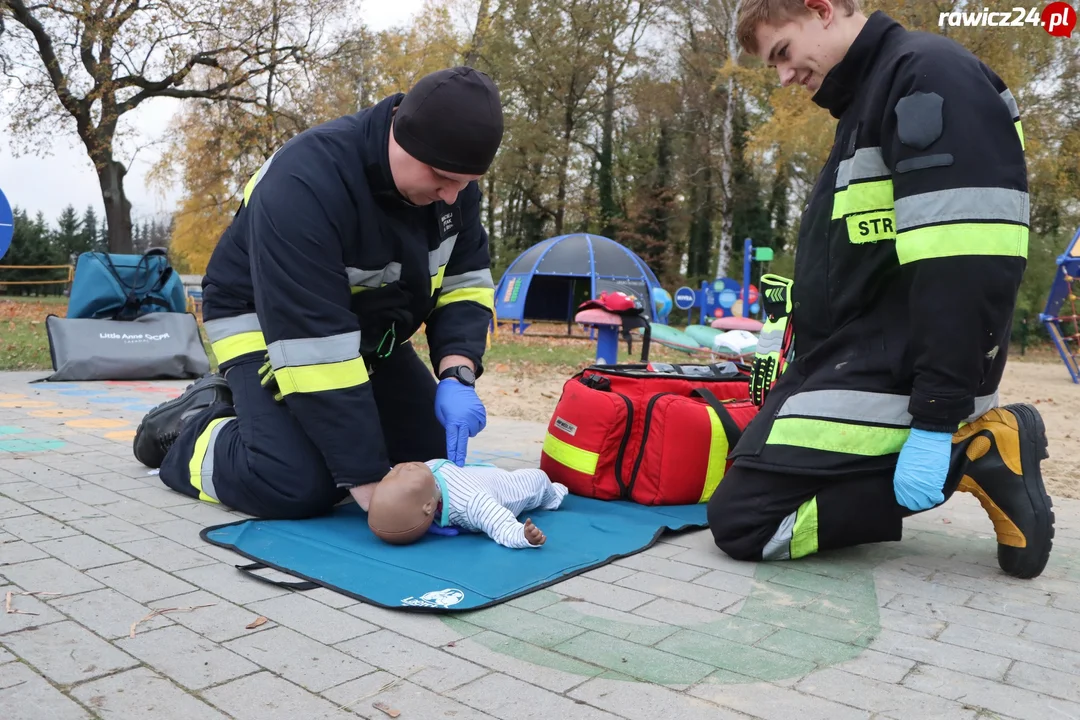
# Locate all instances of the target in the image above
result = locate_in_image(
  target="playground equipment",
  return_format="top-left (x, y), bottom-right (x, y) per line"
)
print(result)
top-left (670, 237), bottom-right (773, 325)
top-left (1040, 227), bottom-right (1080, 383)
top-left (651, 286), bottom-right (673, 325)
top-left (495, 233), bottom-right (664, 333)
top-left (0, 186), bottom-right (11, 262)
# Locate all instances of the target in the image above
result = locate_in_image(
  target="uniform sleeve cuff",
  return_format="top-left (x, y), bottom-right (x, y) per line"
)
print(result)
top-left (908, 389), bottom-right (971, 432)
top-left (334, 469), bottom-right (390, 489)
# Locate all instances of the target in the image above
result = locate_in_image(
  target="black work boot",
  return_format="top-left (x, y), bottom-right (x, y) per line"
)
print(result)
top-left (953, 403), bottom-right (1054, 579)
top-left (133, 375), bottom-right (232, 469)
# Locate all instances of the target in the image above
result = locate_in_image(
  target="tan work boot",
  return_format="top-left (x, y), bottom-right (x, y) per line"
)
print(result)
top-left (953, 403), bottom-right (1054, 579)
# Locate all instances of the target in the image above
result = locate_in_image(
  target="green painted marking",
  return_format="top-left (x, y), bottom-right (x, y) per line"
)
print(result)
top-left (656, 628), bottom-right (818, 679)
top-left (441, 531), bottom-right (1080, 686)
top-left (554, 631), bottom-right (715, 686)
top-left (468, 630), bottom-right (607, 679)
top-left (507, 589), bottom-right (563, 612)
top-left (0, 426), bottom-right (26, 435)
top-left (454, 604), bottom-right (585, 648)
top-left (538, 601), bottom-right (678, 646)
top-left (0, 438), bottom-right (66, 452)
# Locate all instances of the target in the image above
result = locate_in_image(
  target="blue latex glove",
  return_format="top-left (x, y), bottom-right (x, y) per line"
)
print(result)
top-left (434, 378), bottom-right (487, 466)
top-left (893, 428), bottom-right (952, 511)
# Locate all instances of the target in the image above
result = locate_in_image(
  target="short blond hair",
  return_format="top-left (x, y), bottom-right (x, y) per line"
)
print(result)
top-left (737, 0), bottom-right (862, 55)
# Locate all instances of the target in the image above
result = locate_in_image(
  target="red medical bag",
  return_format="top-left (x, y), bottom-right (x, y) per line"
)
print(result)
top-left (539, 363), bottom-right (758, 506)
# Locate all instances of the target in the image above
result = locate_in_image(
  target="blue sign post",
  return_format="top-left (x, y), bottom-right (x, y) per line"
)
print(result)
top-left (674, 286), bottom-right (695, 310)
top-left (673, 286), bottom-right (696, 325)
top-left (0, 187), bottom-right (13, 262)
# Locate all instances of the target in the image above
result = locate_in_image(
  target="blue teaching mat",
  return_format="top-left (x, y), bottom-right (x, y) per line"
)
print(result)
top-left (201, 495), bottom-right (709, 612)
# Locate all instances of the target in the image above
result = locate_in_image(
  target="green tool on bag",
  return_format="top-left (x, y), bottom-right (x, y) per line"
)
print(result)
top-left (750, 274), bottom-right (794, 407)
top-left (258, 354), bottom-right (283, 402)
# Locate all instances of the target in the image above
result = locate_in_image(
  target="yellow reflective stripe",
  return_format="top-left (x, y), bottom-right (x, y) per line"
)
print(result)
top-left (698, 407), bottom-right (728, 503)
top-left (542, 433), bottom-right (599, 475)
top-left (431, 264), bottom-right (448, 295)
top-left (242, 153), bottom-right (276, 206)
top-left (766, 417), bottom-right (909, 456)
top-left (274, 357), bottom-right (369, 396)
top-left (188, 417), bottom-right (231, 504)
top-left (211, 332), bottom-right (267, 365)
top-left (1015, 120), bottom-right (1024, 150)
top-left (895, 222), bottom-right (1028, 265)
top-left (832, 179), bottom-right (894, 220)
top-left (846, 211), bottom-right (896, 244)
top-left (435, 287), bottom-right (496, 311)
top-left (790, 498), bottom-right (819, 559)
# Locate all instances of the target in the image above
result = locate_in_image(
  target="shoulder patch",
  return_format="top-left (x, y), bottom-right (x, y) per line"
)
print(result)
top-left (895, 91), bottom-right (944, 150)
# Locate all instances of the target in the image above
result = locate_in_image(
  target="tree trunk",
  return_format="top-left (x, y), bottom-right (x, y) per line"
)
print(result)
top-left (554, 108), bottom-right (574, 237)
top-left (97, 157), bottom-right (134, 254)
top-left (486, 172), bottom-right (497, 244)
top-left (714, 0), bottom-right (743, 281)
top-left (463, 0), bottom-right (492, 66)
top-left (598, 67), bottom-right (617, 238)
top-left (686, 164), bottom-right (713, 280)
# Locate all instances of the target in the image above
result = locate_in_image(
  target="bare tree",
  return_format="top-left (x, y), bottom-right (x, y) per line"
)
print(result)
top-left (0, 0), bottom-right (349, 253)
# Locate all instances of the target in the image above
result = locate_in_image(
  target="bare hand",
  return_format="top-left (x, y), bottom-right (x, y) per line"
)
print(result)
top-left (524, 518), bottom-right (546, 546)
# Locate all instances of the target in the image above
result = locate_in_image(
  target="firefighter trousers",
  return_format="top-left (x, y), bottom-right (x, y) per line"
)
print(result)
top-left (707, 462), bottom-right (965, 562)
top-left (159, 341), bottom-right (446, 519)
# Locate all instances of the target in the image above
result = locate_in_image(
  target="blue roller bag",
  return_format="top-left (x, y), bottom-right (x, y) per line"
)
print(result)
top-left (67, 249), bottom-right (188, 320)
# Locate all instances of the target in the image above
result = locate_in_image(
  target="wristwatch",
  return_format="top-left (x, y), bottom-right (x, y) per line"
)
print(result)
top-left (439, 365), bottom-right (476, 387)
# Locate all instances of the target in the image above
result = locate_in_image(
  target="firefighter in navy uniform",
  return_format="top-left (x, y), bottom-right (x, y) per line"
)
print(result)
top-left (132, 67), bottom-right (503, 519)
top-left (707, 0), bottom-right (1055, 578)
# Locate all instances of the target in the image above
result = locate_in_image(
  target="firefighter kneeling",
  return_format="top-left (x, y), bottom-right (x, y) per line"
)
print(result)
top-left (132, 67), bottom-right (503, 520)
top-left (707, 0), bottom-right (1054, 579)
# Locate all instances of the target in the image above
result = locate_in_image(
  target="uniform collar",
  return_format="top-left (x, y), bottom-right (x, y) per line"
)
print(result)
top-left (811, 11), bottom-right (902, 119)
top-left (363, 92), bottom-right (415, 205)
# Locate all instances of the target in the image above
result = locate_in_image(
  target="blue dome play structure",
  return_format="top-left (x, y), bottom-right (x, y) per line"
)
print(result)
top-left (495, 234), bottom-right (664, 332)
top-left (1040, 226), bottom-right (1080, 384)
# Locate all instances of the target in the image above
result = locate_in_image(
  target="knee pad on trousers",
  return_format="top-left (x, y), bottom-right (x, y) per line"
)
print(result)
top-left (706, 493), bottom-right (763, 561)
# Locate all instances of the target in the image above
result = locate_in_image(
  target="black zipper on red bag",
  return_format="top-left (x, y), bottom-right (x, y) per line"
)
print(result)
top-left (580, 373), bottom-right (634, 497)
top-left (625, 392), bottom-right (674, 499)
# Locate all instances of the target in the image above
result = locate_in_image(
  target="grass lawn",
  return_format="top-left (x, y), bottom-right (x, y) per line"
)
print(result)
top-left (0, 296), bottom-right (67, 371)
top-left (1, 296), bottom-right (1066, 374)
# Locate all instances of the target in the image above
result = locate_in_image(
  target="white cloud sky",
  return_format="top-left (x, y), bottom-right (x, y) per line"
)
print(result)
top-left (0, 0), bottom-right (429, 227)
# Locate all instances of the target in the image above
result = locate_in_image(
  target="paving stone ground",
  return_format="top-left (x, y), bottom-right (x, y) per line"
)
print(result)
top-left (2, 370), bottom-right (1080, 720)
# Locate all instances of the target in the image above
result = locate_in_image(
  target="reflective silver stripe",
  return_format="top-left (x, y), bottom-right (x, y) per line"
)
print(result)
top-left (346, 263), bottom-right (402, 289)
top-left (757, 327), bottom-right (786, 355)
top-left (203, 313), bottom-right (262, 343)
top-left (836, 147), bottom-right (889, 189)
top-left (895, 188), bottom-right (1029, 231)
top-left (1000, 89), bottom-right (1019, 119)
top-left (198, 417), bottom-right (235, 502)
top-left (777, 389), bottom-right (999, 426)
top-left (266, 331), bottom-right (361, 370)
top-left (429, 234), bottom-right (458, 275)
top-left (762, 511), bottom-right (797, 561)
top-left (441, 268), bottom-right (494, 293)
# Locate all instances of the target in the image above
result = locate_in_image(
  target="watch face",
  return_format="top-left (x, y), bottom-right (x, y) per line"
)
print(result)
top-left (458, 366), bottom-right (476, 384)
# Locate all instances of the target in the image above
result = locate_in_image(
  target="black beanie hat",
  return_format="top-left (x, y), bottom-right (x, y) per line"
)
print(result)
top-left (392, 66), bottom-right (504, 176)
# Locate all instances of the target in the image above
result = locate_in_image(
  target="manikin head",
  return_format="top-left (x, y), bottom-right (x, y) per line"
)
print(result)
top-left (388, 66), bottom-right (504, 206)
top-left (367, 462), bottom-right (442, 545)
top-left (737, 0), bottom-right (867, 93)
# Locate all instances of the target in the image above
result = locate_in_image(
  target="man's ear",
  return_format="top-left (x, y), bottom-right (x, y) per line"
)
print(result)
top-left (805, 0), bottom-right (834, 24)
